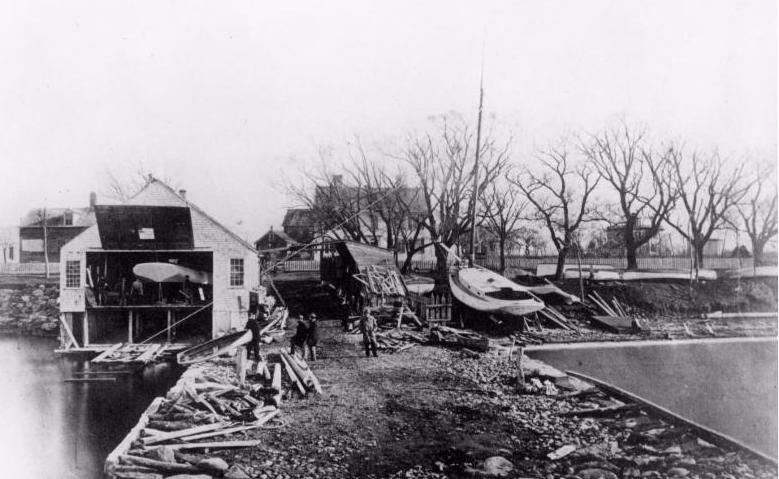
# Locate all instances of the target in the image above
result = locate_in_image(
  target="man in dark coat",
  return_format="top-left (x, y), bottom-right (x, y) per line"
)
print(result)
top-left (245, 313), bottom-right (261, 361)
top-left (359, 307), bottom-right (378, 358)
top-left (306, 313), bottom-right (320, 361)
top-left (290, 314), bottom-right (309, 358)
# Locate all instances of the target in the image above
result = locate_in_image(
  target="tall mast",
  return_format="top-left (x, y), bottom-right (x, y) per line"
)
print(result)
top-left (468, 56), bottom-right (485, 267)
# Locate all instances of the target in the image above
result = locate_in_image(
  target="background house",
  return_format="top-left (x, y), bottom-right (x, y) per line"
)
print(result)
top-left (58, 178), bottom-right (259, 349)
top-left (19, 195), bottom-right (97, 263)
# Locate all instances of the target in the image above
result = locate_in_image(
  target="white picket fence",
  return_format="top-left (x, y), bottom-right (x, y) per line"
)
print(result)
top-left (0, 262), bottom-right (60, 275)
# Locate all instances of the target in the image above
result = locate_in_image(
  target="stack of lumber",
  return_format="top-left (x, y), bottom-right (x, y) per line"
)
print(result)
top-left (347, 305), bottom-right (425, 332)
top-left (258, 306), bottom-right (289, 344)
top-left (374, 328), bottom-right (428, 353)
top-left (586, 291), bottom-right (641, 333)
top-left (537, 306), bottom-right (578, 331)
top-left (108, 368), bottom-right (280, 479)
top-left (277, 352), bottom-right (323, 396)
top-left (353, 265), bottom-right (406, 297)
top-left (429, 325), bottom-right (489, 353)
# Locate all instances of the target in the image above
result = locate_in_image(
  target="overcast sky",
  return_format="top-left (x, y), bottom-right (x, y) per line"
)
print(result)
top-left (0, 0), bottom-right (775, 241)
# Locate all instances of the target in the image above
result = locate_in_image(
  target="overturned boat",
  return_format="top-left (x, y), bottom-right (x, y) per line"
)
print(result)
top-left (176, 330), bottom-right (251, 365)
top-left (133, 262), bottom-right (213, 284)
top-left (449, 266), bottom-right (545, 317)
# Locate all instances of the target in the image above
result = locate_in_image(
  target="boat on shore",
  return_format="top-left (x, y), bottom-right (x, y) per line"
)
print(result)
top-left (133, 262), bottom-right (213, 284)
top-left (449, 266), bottom-right (545, 317)
top-left (176, 330), bottom-right (252, 365)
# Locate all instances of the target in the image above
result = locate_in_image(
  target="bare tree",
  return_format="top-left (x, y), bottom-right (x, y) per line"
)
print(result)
top-left (664, 148), bottom-right (747, 272)
top-left (516, 226), bottom-right (544, 256)
top-left (735, 160), bottom-right (778, 266)
top-left (104, 165), bottom-right (180, 203)
top-left (395, 114), bottom-right (510, 280)
top-left (511, 142), bottom-right (601, 280)
top-left (479, 179), bottom-right (526, 274)
top-left (583, 122), bottom-right (677, 270)
top-left (0, 229), bottom-right (13, 263)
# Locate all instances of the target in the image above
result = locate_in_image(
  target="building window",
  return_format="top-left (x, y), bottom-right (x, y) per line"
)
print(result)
top-left (8, 245), bottom-right (12, 260)
top-left (230, 258), bottom-right (244, 287)
top-left (63, 212), bottom-right (73, 226)
top-left (65, 260), bottom-right (80, 288)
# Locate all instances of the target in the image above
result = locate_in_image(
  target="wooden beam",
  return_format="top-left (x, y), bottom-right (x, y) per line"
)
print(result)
top-left (128, 310), bottom-right (133, 344)
top-left (83, 311), bottom-right (90, 347)
top-left (166, 310), bottom-right (172, 343)
top-left (59, 313), bottom-right (80, 349)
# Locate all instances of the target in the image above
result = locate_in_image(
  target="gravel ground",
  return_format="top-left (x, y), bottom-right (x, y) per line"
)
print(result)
top-left (193, 319), bottom-right (777, 479)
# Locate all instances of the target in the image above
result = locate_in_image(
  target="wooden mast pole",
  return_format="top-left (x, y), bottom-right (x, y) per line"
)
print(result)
top-left (468, 53), bottom-right (485, 267)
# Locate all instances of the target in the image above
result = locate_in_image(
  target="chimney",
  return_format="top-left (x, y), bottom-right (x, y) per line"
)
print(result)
top-left (179, 189), bottom-right (187, 200)
top-left (89, 191), bottom-right (97, 209)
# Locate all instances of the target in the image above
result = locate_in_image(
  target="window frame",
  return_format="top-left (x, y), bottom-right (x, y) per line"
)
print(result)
top-left (229, 258), bottom-right (245, 287)
top-left (65, 260), bottom-right (81, 288)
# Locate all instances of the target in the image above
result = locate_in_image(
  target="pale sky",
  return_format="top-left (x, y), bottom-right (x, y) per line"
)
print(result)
top-left (0, 0), bottom-right (775, 242)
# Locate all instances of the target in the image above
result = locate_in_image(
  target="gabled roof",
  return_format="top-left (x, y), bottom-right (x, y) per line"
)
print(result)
top-left (20, 207), bottom-right (94, 227)
top-left (282, 209), bottom-right (317, 229)
top-left (254, 229), bottom-right (300, 250)
top-left (62, 177), bottom-right (256, 253)
top-left (334, 240), bottom-right (396, 272)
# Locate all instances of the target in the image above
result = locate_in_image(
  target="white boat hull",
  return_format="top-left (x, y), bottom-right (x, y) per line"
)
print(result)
top-left (449, 267), bottom-right (545, 317)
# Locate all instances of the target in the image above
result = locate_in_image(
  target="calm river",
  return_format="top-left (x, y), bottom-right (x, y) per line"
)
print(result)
top-left (529, 338), bottom-right (778, 458)
top-left (0, 336), bottom-right (182, 479)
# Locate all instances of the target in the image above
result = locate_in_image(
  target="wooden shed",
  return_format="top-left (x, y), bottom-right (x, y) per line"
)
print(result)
top-left (57, 178), bottom-right (259, 352)
top-left (320, 240), bottom-right (406, 313)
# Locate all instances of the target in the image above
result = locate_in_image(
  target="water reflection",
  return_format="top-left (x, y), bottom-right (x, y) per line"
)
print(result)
top-left (0, 336), bottom-right (182, 479)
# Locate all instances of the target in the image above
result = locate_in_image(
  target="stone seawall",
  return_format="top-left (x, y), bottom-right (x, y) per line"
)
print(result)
top-left (0, 283), bottom-right (60, 336)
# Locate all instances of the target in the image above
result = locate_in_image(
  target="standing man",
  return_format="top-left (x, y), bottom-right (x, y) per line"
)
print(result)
top-left (244, 312), bottom-right (261, 361)
top-left (130, 276), bottom-right (144, 304)
top-left (307, 313), bottom-right (320, 361)
top-left (340, 297), bottom-right (351, 332)
top-left (290, 314), bottom-right (309, 358)
top-left (359, 307), bottom-right (378, 358)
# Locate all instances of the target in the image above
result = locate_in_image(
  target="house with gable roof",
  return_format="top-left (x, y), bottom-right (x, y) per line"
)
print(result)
top-left (58, 178), bottom-right (259, 350)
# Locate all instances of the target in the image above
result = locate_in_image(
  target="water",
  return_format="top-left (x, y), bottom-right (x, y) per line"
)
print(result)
top-left (0, 336), bottom-right (183, 479)
top-left (529, 338), bottom-right (778, 458)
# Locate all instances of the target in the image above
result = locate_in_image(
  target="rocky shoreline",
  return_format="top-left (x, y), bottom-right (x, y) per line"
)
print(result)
top-left (107, 320), bottom-right (778, 479)
top-left (0, 282), bottom-right (60, 337)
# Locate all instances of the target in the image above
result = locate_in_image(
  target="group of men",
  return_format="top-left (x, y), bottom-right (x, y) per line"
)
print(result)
top-left (244, 304), bottom-right (380, 361)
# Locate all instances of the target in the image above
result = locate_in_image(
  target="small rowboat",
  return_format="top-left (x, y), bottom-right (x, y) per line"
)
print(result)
top-left (177, 330), bottom-right (252, 365)
top-left (449, 266), bottom-right (545, 317)
top-left (133, 262), bottom-right (213, 284)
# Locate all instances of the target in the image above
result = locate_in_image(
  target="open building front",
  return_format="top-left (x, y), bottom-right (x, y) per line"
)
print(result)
top-left (57, 179), bottom-right (259, 352)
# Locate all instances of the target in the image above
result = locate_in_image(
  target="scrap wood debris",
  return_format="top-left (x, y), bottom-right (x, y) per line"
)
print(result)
top-left (258, 306), bottom-right (289, 344)
top-left (110, 350), bottom-right (323, 479)
top-left (352, 265), bottom-right (407, 297)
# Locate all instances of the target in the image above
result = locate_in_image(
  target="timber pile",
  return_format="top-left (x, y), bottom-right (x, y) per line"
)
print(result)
top-left (586, 291), bottom-right (642, 333)
top-left (92, 342), bottom-right (169, 365)
top-left (374, 328), bottom-right (428, 353)
top-left (258, 306), bottom-right (289, 344)
top-left (430, 325), bottom-right (490, 353)
top-left (353, 265), bottom-right (406, 297)
top-left (537, 306), bottom-right (579, 331)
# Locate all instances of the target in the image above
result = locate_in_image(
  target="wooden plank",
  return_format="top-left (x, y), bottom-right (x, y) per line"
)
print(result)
top-left (144, 440), bottom-right (262, 451)
top-left (143, 421), bottom-right (232, 446)
top-left (280, 354), bottom-right (306, 395)
top-left (59, 314), bottom-right (80, 349)
top-left (538, 309), bottom-right (571, 330)
top-left (178, 410), bottom-right (279, 442)
top-left (92, 343), bottom-right (124, 362)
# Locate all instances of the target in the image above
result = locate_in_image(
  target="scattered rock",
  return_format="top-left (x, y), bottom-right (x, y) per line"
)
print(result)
top-left (197, 457), bottom-right (229, 473)
top-left (577, 468), bottom-right (618, 479)
top-left (667, 467), bottom-right (690, 477)
top-left (225, 464), bottom-right (252, 479)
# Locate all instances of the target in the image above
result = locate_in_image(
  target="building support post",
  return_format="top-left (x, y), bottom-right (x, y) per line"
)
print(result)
top-left (83, 311), bottom-right (90, 347)
top-left (166, 310), bottom-right (172, 343)
top-left (128, 310), bottom-right (133, 344)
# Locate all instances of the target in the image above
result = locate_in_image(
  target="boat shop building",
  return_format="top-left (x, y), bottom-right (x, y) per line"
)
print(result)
top-left (57, 178), bottom-right (259, 350)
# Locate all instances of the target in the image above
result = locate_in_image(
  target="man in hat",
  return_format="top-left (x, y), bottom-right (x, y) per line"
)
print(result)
top-left (306, 312), bottom-right (320, 361)
top-left (290, 314), bottom-right (309, 358)
top-left (244, 312), bottom-right (262, 361)
top-left (359, 307), bottom-right (378, 358)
